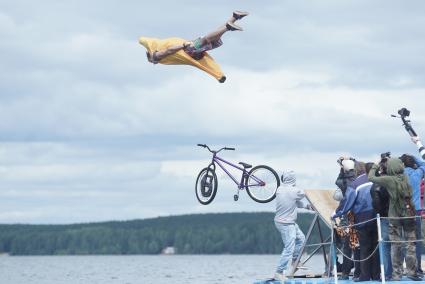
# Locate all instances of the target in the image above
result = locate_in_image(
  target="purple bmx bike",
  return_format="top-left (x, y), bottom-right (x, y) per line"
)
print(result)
top-left (195, 144), bottom-right (280, 205)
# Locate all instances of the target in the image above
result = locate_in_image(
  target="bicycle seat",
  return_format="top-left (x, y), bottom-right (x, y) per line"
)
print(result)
top-left (239, 162), bottom-right (252, 169)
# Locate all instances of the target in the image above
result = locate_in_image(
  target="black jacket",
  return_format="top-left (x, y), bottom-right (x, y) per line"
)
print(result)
top-left (335, 169), bottom-right (356, 195)
top-left (370, 184), bottom-right (390, 217)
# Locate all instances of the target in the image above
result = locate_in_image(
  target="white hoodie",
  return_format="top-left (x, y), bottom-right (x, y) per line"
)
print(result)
top-left (274, 185), bottom-right (308, 224)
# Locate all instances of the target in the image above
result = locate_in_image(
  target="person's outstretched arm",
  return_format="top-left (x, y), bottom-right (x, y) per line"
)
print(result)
top-left (154, 42), bottom-right (190, 61)
top-left (412, 137), bottom-right (425, 160)
top-left (332, 186), bottom-right (356, 219)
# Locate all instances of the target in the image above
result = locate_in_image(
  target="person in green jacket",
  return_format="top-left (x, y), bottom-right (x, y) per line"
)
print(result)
top-left (368, 158), bottom-right (421, 281)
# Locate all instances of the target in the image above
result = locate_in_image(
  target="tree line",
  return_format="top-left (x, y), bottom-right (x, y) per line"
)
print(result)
top-left (0, 212), bottom-right (330, 255)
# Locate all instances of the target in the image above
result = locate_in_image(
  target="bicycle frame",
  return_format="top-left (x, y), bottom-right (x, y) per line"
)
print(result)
top-left (210, 153), bottom-right (265, 189)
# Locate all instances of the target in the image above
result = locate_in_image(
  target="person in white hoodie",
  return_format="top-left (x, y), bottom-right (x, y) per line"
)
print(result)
top-left (274, 170), bottom-right (311, 281)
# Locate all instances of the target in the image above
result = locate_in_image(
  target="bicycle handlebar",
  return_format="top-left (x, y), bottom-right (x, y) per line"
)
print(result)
top-left (197, 144), bottom-right (236, 153)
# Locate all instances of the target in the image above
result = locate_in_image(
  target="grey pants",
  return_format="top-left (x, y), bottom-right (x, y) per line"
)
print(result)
top-left (389, 219), bottom-right (417, 279)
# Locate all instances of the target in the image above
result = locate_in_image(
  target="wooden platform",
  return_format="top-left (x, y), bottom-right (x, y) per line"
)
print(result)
top-left (254, 276), bottom-right (425, 284)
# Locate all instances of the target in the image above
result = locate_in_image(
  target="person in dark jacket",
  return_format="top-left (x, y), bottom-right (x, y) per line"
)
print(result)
top-left (367, 162), bottom-right (392, 280)
top-left (334, 157), bottom-right (360, 280)
top-left (335, 158), bottom-right (357, 195)
top-left (332, 171), bottom-right (380, 281)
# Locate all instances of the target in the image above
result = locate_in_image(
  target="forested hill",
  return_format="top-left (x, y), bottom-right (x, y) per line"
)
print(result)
top-left (0, 212), bottom-right (327, 255)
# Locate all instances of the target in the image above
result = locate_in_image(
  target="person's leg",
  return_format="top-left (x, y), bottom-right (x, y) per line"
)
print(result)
top-left (358, 227), bottom-right (372, 280)
top-left (353, 247), bottom-right (361, 279)
top-left (202, 14), bottom-right (244, 45)
top-left (341, 236), bottom-right (353, 279)
top-left (404, 220), bottom-right (418, 277)
top-left (389, 221), bottom-right (403, 280)
top-left (370, 224), bottom-right (381, 280)
top-left (415, 213), bottom-right (423, 274)
top-left (292, 223), bottom-right (306, 263)
top-left (381, 218), bottom-right (393, 279)
top-left (275, 222), bottom-right (296, 275)
top-left (202, 25), bottom-right (228, 45)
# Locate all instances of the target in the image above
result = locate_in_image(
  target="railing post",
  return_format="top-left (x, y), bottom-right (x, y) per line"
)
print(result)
top-left (330, 225), bottom-right (338, 284)
top-left (376, 214), bottom-right (385, 284)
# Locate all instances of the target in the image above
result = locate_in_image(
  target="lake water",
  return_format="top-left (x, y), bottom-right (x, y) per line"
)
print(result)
top-left (0, 254), bottom-right (327, 284)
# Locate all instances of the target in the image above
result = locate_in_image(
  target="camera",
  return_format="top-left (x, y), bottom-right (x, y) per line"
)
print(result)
top-left (378, 152), bottom-right (391, 175)
top-left (380, 152), bottom-right (391, 160)
top-left (398, 108), bottom-right (410, 117)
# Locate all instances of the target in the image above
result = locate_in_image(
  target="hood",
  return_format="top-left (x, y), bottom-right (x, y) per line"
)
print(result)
top-left (386, 158), bottom-right (405, 175)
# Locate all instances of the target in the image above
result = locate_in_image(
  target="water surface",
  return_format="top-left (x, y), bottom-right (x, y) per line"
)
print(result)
top-left (0, 254), bottom-right (326, 284)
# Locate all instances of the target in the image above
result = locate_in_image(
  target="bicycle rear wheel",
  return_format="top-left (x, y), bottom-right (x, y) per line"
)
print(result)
top-left (245, 165), bottom-right (280, 203)
top-left (195, 167), bottom-right (218, 205)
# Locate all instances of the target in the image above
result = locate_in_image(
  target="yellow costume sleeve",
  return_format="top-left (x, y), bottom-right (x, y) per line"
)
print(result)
top-left (139, 37), bottom-right (226, 83)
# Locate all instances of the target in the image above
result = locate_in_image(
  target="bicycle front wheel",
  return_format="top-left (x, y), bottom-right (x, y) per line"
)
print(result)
top-left (195, 167), bottom-right (218, 205)
top-left (245, 165), bottom-right (280, 203)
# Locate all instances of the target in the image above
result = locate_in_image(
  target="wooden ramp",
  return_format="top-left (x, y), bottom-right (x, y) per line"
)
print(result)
top-left (305, 189), bottom-right (339, 227)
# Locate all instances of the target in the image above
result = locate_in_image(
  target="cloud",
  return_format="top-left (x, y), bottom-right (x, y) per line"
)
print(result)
top-left (1, 1), bottom-right (425, 223)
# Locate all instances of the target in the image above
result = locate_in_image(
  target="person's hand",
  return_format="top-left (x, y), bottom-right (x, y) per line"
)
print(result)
top-left (412, 136), bottom-right (421, 144)
top-left (183, 41), bottom-right (193, 48)
top-left (337, 156), bottom-right (346, 167)
top-left (306, 204), bottom-right (313, 211)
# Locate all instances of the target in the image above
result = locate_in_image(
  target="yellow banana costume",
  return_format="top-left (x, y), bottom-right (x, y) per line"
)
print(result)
top-left (139, 37), bottom-right (226, 83)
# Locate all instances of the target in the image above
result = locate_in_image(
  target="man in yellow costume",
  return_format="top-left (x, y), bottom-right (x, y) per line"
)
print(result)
top-left (139, 11), bottom-right (248, 83)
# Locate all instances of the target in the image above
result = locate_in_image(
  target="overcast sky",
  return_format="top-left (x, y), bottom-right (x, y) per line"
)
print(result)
top-left (1, 1), bottom-right (425, 224)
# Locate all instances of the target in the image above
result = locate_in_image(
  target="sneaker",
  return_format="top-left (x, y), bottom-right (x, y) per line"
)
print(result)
top-left (233, 11), bottom-right (249, 20)
top-left (338, 275), bottom-right (349, 280)
top-left (407, 274), bottom-right (423, 281)
top-left (274, 272), bottom-right (286, 281)
top-left (226, 22), bottom-right (243, 31)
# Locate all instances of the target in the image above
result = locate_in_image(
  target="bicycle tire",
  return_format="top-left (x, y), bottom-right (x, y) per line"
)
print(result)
top-left (245, 165), bottom-right (280, 203)
top-left (195, 167), bottom-right (218, 205)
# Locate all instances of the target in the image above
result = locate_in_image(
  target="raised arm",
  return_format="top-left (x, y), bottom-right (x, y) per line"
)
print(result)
top-left (294, 189), bottom-right (311, 209)
top-left (367, 163), bottom-right (393, 188)
top-left (412, 137), bottom-right (425, 160)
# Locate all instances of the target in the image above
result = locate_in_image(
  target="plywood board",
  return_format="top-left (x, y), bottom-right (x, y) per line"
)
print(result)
top-left (305, 189), bottom-right (339, 227)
